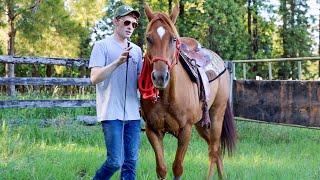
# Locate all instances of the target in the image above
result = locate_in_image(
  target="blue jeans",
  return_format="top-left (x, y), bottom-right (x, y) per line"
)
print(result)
top-left (93, 120), bottom-right (141, 180)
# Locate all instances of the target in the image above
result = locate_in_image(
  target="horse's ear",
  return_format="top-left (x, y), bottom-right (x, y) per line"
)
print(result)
top-left (170, 4), bottom-right (179, 24)
top-left (144, 3), bottom-right (154, 21)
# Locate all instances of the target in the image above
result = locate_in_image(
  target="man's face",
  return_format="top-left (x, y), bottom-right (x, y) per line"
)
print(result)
top-left (114, 15), bottom-right (138, 39)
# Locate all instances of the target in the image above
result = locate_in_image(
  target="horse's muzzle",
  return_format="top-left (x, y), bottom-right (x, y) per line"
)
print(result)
top-left (151, 70), bottom-right (170, 89)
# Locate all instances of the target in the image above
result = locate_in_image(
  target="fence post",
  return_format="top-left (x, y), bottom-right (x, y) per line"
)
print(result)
top-left (298, 61), bottom-right (302, 80)
top-left (268, 62), bottom-right (272, 80)
top-left (243, 63), bottom-right (247, 79)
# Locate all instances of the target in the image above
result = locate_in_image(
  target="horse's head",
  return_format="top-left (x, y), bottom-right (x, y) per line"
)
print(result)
top-left (144, 3), bottom-right (180, 89)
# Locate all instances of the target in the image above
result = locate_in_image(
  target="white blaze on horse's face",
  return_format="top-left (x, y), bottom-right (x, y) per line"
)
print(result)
top-left (157, 26), bottom-right (166, 40)
top-left (151, 25), bottom-right (170, 89)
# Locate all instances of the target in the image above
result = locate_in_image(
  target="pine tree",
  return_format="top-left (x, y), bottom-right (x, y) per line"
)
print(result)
top-left (278, 0), bottom-right (313, 79)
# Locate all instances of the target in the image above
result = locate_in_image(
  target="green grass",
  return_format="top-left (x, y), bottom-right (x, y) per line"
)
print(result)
top-left (0, 108), bottom-right (320, 179)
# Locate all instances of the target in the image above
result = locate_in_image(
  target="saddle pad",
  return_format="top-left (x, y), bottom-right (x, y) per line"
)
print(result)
top-left (202, 50), bottom-right (226, 82)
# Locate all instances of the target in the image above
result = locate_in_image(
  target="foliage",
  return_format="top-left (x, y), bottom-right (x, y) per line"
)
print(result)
top-left (90, 0), bottom-right (124, 42)
top-left (277, 0), bottom-right (314, 79)
top-left (202, 0), bottom-right (250, 60)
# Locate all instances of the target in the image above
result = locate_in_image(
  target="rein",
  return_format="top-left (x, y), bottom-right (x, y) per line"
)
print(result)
top-left (138, 14), bottom-right (180, 101)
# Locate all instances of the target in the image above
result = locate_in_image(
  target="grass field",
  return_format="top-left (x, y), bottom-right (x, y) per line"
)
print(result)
top-left (0, 107), bottom-right (319, 179)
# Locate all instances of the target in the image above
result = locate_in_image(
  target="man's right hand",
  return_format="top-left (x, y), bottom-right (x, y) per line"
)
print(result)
top-left (117, 46), bottom-right (133, 65)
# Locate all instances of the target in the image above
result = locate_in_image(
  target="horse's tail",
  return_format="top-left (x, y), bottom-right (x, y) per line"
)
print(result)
top-left (221, 100), bottom-right (237, 155)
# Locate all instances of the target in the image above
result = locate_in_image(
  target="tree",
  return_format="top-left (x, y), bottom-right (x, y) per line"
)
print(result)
top-left (278, 0), bottom-right (313, 79)
top-left (133, 0), bottom-right (147, 49)
top-left (66, 0), bottom-right (106, 59)
top-left (15, 0), bottom-right (88, 80)
top-left (0, 0), bottom-right (43, 96)
top-left (203, 0), bottom-right (249, 60)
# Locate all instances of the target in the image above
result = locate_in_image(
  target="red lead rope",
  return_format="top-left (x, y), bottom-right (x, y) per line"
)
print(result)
top-left (138, 39), bottom-right (180, 101)
top-left (138, 56), bottom-right (159, 101)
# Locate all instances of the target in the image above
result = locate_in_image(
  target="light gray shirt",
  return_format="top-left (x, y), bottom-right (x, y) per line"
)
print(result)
top-left (89, 35), bottom-right (143, 121)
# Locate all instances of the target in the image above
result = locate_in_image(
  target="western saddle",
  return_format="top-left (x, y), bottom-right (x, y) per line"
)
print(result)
top-left (179, 37), bottom-right (226, 128)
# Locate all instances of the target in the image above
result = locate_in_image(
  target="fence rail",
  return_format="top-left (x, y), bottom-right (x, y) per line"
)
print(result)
top-left (231, 56), bottom-right (320, 80)
top-left (0, 77), bottom-right (91, 86)
top-left (0, 100), bottom-right (95, 108)
top-left (0, 55), bottom-right (93, 109)
top-left (0, 55), bottom-right (88, 67)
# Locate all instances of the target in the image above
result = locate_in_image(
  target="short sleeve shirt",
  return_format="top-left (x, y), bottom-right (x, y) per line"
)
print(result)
top-left (89, 35), bottom-right (143, 121)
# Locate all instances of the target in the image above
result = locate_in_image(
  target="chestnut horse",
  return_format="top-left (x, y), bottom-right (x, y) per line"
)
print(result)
top-left (138, 3), bottom-right (236, 179)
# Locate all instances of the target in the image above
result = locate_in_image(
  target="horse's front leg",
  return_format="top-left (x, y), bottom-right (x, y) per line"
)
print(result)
top-left (172, 125), bottom-right (192, 180)
top-left (145, 125), bottom-right (167, 179)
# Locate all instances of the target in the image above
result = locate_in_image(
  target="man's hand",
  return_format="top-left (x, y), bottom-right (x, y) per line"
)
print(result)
top-left (90, 46), bottom-right (133, 85)
top-left (117, 46), bottom-right (133, 65)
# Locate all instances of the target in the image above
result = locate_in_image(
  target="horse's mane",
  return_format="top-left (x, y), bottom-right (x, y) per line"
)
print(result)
top-left (146, 12), bottom-right (180, 38)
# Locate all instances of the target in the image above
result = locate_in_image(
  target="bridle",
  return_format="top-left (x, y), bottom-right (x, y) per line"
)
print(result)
top-left (144, 14), bottom-right (180, 70)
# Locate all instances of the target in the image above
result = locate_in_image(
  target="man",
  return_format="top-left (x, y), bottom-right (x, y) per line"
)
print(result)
top-left (89, 4), bottom-right (142, 180)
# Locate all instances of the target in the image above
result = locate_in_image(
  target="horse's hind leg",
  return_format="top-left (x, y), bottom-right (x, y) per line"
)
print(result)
top-left (195, 104), bottom-right (227, 180)
top-left (145, 126), bottom-right (167, 179)
top-left (208, 80), bottom-right (231, 179)
top-left (172, 124), bottom-right (192, 180)
top-left (208, 108), bottom-right (226, 179)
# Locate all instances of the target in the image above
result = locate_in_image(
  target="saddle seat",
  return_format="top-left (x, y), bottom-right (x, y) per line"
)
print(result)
top-left (179, 37), bottom-right (211, 67)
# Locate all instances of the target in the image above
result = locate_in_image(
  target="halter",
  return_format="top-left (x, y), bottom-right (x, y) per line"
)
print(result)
top-left (138, 14), bottom-right (180, 101)
top-left (144, 14), bottom-right (180, 70)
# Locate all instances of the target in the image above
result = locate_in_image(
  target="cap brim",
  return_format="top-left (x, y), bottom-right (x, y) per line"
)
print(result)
top-left (120, 10), bottom-right (141, 19)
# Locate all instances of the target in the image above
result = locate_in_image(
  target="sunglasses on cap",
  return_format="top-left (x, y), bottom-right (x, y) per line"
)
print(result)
top-left (119, 19), bottom-right (138, 28)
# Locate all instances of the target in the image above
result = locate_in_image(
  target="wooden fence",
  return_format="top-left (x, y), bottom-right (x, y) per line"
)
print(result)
top-left (0, 55), bottom-right (95, 108)
top-left (1, 55), bottom-right (320, 127)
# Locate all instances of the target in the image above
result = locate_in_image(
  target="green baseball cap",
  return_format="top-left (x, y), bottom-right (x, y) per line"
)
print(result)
top-left (114, 5), bottom-right (140, 19)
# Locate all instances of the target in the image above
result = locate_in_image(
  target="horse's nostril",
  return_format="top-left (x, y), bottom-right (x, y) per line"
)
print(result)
top-left (165, 72), bottom-right (169, 81)
top-left (152, 72), bottom-right (156, 81)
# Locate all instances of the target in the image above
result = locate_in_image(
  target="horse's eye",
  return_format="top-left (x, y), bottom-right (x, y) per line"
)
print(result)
top-left (146, 36), bottom-right (153, 44)
top-left (170, 37), bottom-right (177, 44)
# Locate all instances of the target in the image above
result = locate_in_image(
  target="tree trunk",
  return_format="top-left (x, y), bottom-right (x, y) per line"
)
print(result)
top-left (247, 0), bottom-right (252, 59)
top-left (252, 0), bottom-right (258, 55)
top-left (318, 3), bottom-right (320, 78)
top-left (279, 0), bottom-right (290, 79)
top-left (179, 0), bottom-right (185, 37)
top-left (6, 1), bottom-right (16, 96)
top-left (282, 0), bottom-right (288, 58)
top-left (46, 65), bottom-right (53, 77)
top-left (208, 26), bottom-right (221, 56)
top-left (289, 0), bottom-right (296, 79)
